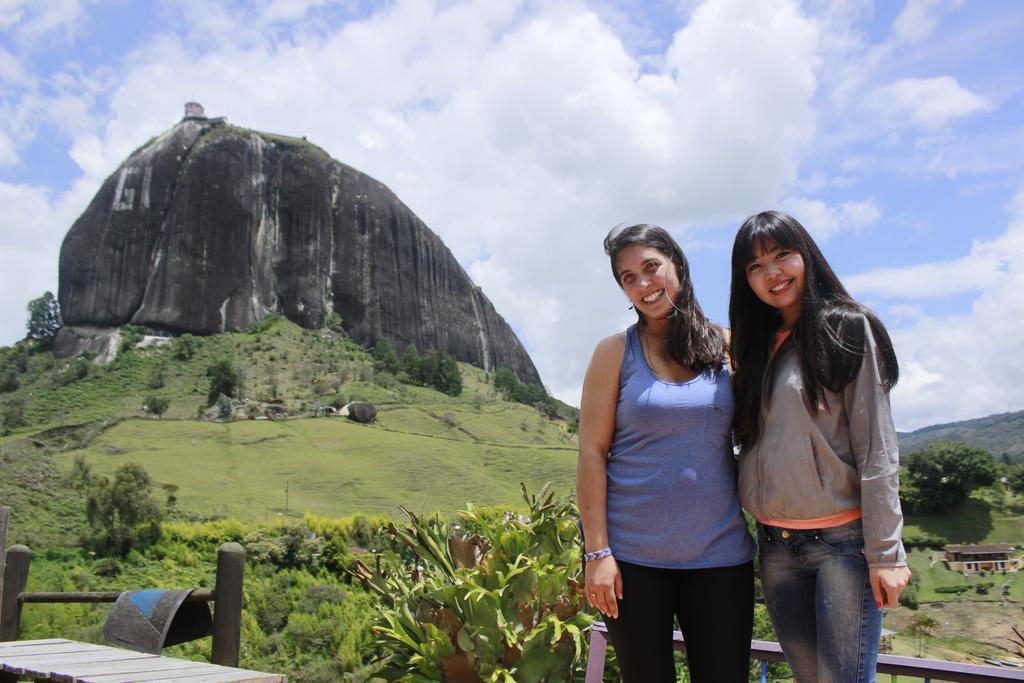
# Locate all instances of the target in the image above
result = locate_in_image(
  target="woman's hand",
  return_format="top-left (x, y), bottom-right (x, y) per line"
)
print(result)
top-left (869, 566), bottom-right (912, 609)
top-left (585, 555), bottom-right (623, 619)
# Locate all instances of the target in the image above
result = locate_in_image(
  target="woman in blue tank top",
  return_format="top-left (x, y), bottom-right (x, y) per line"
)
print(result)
top-left (577, 224), bottom-right (755, 682)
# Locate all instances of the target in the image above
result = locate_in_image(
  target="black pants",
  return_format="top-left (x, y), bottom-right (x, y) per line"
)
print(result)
top-left (603, 559), bottom-right (754, 683)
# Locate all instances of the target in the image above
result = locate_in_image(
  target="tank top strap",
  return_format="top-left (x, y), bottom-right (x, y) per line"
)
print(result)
top-left (622, 324), bottom-right (640, 367)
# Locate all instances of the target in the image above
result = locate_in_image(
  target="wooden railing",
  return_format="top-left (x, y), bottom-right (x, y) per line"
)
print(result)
top-left (586, 621), bottom-right (1024, 682)
top-left (0, 532), bottom-right (245, 667)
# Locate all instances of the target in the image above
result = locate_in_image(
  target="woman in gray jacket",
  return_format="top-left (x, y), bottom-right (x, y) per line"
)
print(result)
top-left (728, 211), bottom-right (911, 683)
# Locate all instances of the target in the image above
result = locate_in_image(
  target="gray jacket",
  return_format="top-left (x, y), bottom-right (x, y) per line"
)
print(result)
top-left (737, 318), bottom-right (906, 568)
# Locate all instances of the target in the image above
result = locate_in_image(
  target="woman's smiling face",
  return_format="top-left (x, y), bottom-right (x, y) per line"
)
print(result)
top-left (615, 244), bottom-right (680, 320)
top-left (745, 240), bottom-right (806, 327)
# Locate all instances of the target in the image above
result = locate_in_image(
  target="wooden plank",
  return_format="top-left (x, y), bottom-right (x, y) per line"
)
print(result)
top-left (61, 660), bottom-right (211, 682)
top-left (139, 672), bottom-right (285, 683)
top-left (0, 639), bottom-right (75, 653)
top-left (0, 639), bottom-right (286, 683)
top-left (0, 643), bottom-right (99, 658)
top-left (6, 649), bottom-right (154, 676)
top-left (49, 658), bottom-right (208, 681)
top-left (16, 651), bottom-right (155, 679)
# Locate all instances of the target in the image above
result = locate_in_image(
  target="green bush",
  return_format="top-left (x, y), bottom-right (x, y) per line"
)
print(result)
top-left (172, 334), bottom-right (198, 360)
top-left (207, 358), bottom-right (240, 405)
top-left (119, 324), bottom-right (145, 352)
top-left (354, 483), bottom-right (593, 681)
top-left (0, 370), bottom-right (19, 393)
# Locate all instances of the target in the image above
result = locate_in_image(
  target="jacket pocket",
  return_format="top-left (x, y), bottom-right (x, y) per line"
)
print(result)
top-left (801, 433), bottom-right (825, 492)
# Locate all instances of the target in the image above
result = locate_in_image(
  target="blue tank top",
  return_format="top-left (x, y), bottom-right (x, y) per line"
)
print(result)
top-left (605, 325), bottom-right (755, 568)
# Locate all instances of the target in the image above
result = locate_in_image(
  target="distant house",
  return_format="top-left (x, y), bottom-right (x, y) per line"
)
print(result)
top-left (944, 544), bottom-right (1021, 574)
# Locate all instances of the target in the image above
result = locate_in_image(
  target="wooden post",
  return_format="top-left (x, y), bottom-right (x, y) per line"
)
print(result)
top-left (0, 545), bottom-right (30, 642)
top-left (211, 542), bottom-right (244, 667)
top-left (0, 507), bottom-right (8, 626)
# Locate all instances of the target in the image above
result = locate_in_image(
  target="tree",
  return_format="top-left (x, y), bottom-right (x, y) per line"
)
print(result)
top-left (143, 395), bottom-right (169, 418)
top-left (434, 353), bottom-right (463, 396)
top-left (26, 291), bottom-right (60, 347)
top-left (1007, 464), bottom-right (1024, 495)
top-left (206, 358), bottom-right (240, 405)
top-left (86, 462), bottom-right (163, 556)
top-left (400, 344), bottom-right (421, 378)
top-left (371, 339), bottom-right (401, 374)
top-left (906, 614), bottom-right (938, 656)
top-left (902, 441), bottom-right (1000, 513)
top-left (493, 365), bottom-right (518, 396)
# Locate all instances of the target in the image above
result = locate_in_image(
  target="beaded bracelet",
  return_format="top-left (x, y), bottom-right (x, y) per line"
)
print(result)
top-left (583, 547), bottom-right (613, 562)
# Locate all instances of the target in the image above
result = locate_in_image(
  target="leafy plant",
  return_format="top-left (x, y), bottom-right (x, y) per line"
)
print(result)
top-left (353, 483), bottom-right (592, 682)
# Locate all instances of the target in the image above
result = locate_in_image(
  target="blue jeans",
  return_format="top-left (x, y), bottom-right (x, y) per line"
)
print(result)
top-left (758, 519), bottom-right (882, 683)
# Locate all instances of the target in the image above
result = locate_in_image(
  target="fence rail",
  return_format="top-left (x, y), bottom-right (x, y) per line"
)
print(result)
top-left (586, 621), bottom-right (1024, 682)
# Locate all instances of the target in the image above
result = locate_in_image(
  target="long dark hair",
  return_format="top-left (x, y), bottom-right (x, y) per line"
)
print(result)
top-left (604, 223), bottom-right (725, 372)
top-left (728, 211), bottom-right (899, 450)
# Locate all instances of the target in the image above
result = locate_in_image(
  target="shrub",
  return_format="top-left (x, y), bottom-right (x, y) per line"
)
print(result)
top-left (56, 359), bottom-right (90, 386)
top-left (371, 339), bottom-right (401, 374)
top-left (119, 324), bottom-right (145, 352)
top-left (1, 398), bottom-right (27, 429)
top-left (207, 359), bottom-right (240, 405)
top-left (143, 395), bottom-right (169, 418)
top-left (172, 334), bottom-right (198, 360)
top-left (354, 483), bottom-right (592, 681)
top-left (902, 531), bottom-right (947, 548)
top-left (85, 462), bottom-right (163, 556)
top-left (247, 312), bottom-right (283, 335)
top-left (147, 364), bottom-right (166, 389)
top-left (0, 371), bottom-right (18, 393)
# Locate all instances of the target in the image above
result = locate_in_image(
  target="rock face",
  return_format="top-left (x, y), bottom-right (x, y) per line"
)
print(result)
top-left (58, 115), bottom-right (540, 384)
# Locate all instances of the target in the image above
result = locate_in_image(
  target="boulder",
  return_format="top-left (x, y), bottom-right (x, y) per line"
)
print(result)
top-left (58, 114), bottom-right (541, 385)
top-left (346, 402), bottom-right (377, 424)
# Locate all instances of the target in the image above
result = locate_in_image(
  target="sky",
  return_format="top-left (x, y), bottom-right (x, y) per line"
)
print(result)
top-left (1, 0), bottom-right (1022, 432)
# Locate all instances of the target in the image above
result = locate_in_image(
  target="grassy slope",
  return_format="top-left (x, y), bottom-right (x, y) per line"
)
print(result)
top-left (57, 413), bottom-right (576, 520)
top-left (2, 318), bottom-right (578, 522)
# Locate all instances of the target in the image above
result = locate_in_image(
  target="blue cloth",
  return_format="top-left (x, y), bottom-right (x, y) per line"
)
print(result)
top-left (605, 324), bottom-right (755, 569)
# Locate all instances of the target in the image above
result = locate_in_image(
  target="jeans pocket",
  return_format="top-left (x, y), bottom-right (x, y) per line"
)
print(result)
top-left (818, 521), bottom-right (865, 555)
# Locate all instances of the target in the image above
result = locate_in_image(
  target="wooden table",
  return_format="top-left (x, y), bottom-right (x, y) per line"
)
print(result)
top-left (0, 639), bottom-right (286, 682)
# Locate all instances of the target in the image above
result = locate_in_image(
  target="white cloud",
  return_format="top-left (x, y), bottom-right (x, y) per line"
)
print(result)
top-left (0, 0), bottom-right (824, 410)
top-left (780, 196), bottom-right (880, 241)
top-left (0, 0), bottom-right (86, 48)
top-left (865, 76), bottom-right (990, 131)
top-left (0, 182), bottom-right (70, 344)
top-left (845, 226), bottom-right (1013, 299)
top-left (854, 189), bottom-right (1024, 430)
top-left (891, 0), bottom-right (964, 45)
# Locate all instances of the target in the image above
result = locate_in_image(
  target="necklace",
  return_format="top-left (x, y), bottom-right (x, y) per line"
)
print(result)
top-left (640, 329), bottom-right (667, 376)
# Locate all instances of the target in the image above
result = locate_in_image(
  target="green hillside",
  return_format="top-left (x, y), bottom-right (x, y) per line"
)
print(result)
top-left (0, 317), bottom-right (578, 525)
top-left (899, 410), bottom-right (1024, 460)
